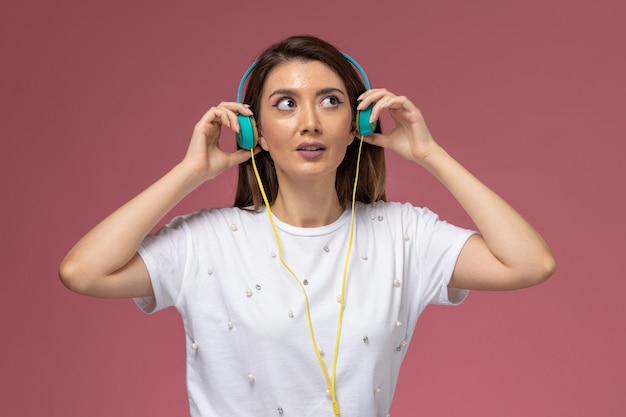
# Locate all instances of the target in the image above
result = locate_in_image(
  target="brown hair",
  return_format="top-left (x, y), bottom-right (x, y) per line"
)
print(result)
top-left (233, 35), bottom-right (386, 209)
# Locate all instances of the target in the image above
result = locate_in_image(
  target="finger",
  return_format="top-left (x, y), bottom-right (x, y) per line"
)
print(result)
top-left (216, 102), bottom-right (254, 118)
top-left (227, 146), bottom-right (261, 167)
top-left (374, 96), bottom-right (422, 125)
top-left (198, 102), bottom-right (252, 124)
top-left (357, 88), bottom-right (393, 110)
top-left (360, 132), bottom-right (391, 149)
top-left (357, 89), bottom-right (402, 123)
top-left (368, 95), bottom-right (401, 123)
top-left (216, 103), bottom-right (254, 133)
top-left (207, 107), bottom-right (237, 132)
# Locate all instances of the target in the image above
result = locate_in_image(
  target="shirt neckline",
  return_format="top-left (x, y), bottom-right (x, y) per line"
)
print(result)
top-left (258, 206), bottom-right (353, 237)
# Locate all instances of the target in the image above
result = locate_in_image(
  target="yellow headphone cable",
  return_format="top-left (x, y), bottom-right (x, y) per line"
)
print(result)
top-left (250, 135), bottom-right (365, 417)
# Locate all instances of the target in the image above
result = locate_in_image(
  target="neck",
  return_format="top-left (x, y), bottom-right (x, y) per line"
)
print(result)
top-left (271, 176), bottom-right (344, 228)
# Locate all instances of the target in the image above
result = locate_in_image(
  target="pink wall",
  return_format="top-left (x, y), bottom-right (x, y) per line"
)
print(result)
top-left (1, 0), bottom-right (624, 415)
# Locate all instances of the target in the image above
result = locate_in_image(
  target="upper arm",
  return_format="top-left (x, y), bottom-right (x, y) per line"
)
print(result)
top-left (59, 252), bottom-right (154, 299)
top-left (448, 234), bottom-right (543, 291)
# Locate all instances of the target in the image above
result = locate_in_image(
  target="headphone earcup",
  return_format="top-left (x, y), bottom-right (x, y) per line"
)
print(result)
top-left (356, 103), bottom-right (377, 137)
top-left (236, 114), bottom-right (258, 150)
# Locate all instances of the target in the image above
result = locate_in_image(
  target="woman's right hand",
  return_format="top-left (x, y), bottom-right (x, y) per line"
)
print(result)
top-left (182, 102), bottom-right (258, 181)
top-left (58, 102), bottom-right (259, 299)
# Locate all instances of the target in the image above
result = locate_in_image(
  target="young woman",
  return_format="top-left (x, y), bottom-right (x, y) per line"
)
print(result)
top-left (59, 35), bottom-right (556, 417)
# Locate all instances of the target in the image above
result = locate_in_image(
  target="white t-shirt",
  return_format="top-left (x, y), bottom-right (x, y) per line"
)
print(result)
top-left (135, 201), bottom-right (475, 417)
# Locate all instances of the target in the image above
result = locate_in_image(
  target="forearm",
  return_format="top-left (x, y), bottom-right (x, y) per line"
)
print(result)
top-left (59, 162), bottom-right (205, 289)
top-left (422, 145), bottom-right (556, 285)
top-left (356, 89), bottom-right (555, 288)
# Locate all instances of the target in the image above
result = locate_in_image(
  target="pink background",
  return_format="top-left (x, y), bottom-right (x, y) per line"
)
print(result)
top-left (1, 0), bottom-right (624, 415)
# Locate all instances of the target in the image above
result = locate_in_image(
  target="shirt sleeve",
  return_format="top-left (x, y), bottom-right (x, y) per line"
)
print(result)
top-left (410, 205), bottom-right (476, 306)
top-left (133, 214), bottom-right (192, 314)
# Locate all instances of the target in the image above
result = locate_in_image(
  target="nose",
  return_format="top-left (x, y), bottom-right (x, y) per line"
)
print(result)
top-left (299, 104), bottom-right (321, 135)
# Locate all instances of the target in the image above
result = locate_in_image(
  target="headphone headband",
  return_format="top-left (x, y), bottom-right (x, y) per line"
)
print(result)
top-left (234, 51), bottom-right (376, 150)
top-left (236, 52), bottom-right (371, 103)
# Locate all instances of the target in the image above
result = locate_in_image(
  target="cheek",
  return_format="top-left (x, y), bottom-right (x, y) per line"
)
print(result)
top-left (256, 116), bottom-right (274, 151)
top-left (258, 117), bottom-right (295, 142)
top-left (342, 116), bottom-right (357, 144)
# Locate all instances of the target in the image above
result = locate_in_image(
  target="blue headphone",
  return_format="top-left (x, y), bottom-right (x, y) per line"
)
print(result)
top-left (235, 52), bottom-right (377, 150)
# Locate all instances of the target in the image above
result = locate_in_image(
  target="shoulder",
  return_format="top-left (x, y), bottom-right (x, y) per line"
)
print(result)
top-left (144, 208), bottom-right (265, 245)
top-left (355, 201), bottom-right (472, 247)
top-left (164, 207), bottom-right (263, 229)
top-left (354, 200), bottom-right (436, 223)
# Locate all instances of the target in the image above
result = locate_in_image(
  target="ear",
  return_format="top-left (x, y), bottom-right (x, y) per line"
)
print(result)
top-left (348, 123), bottom-right (358, 144)
top-left (257, 134), bottom-right (270, 151)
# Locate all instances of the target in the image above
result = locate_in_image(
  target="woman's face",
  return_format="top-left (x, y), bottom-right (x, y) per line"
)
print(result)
top-left (257, 59), bottom-right (355, 183)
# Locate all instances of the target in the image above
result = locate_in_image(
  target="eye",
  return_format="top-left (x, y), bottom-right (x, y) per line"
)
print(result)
top-left (321, 96), bottom-right (342, 108)
top-left (275, 97), bottom-right (296, 110)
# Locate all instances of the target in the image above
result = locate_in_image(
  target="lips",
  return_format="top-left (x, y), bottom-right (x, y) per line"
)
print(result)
top-left (296, 142), bottom-right (326, 151)
top-left (296, 142), bottom-right (326, 158)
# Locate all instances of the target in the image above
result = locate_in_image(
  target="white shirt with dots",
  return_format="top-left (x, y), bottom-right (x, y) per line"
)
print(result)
top-left (135, 201), bottom-right (475, 417)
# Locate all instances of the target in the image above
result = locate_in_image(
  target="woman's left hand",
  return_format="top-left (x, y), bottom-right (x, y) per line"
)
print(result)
top-left (358, 90), bottom-right (556, 291)
top-left (357, 88), bottom-right (440, 166)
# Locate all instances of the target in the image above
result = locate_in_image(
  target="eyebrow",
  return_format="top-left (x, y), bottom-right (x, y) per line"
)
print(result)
top-left (268, 87), bottom-right (346, 99)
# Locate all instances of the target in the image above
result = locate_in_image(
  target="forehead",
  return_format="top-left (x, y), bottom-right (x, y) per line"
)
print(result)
top-left (262, 60), bottom-right (346, 93)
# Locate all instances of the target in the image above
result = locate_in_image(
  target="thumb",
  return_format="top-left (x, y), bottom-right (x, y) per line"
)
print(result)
top-left (229, 147), bottom-right (261, 168)
top-left (361, 132), bottom-right (390, 149)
